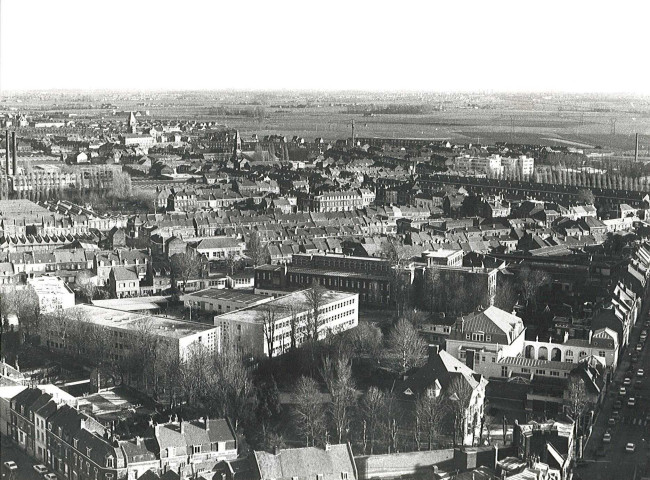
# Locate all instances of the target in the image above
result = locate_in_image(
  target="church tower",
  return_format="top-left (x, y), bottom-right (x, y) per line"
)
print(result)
top-left (127, 112), bottom-right (137, 134)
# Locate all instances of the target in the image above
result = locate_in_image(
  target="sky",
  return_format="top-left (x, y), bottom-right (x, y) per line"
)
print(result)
top-left (1, 0), bottom-right (649, 94)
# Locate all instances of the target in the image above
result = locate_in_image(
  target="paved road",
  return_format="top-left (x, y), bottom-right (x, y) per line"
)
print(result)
top-left (0, 436), bottom-right (51, 480)
top-left (579, 296), bottom-right (650, 480)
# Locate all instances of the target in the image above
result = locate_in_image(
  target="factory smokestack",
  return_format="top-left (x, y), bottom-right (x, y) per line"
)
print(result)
top-left (4, 130), bottom-right (9, 175)
top-left (11, 131), bottom-right (17, 175)
top-left (635, 133), bottom-right (639, 163)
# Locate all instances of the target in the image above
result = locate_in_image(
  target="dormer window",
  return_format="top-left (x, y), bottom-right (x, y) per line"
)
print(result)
top-left (87, 447), bottom-right (92, 456)
top-left (74, 439), bottom-right (78, 448)
top-left (106, 455), bottom-right (114, 468)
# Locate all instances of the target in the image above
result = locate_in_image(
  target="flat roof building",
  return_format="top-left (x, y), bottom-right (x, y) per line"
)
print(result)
top-left (182, 288), bottom-right (272, 314)
top-left (26, 276), bottom-right (75, 313)
top-left (43, 305), bottom-right (220, 361)
top-left (215, 289), bottom-right (358, 358)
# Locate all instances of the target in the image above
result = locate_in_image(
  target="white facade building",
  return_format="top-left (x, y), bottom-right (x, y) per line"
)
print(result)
top-left (214, 289), bottom-right (358, 357)
top-left (44, 305), bottom-right (221, 361)
top-left (27, 276), bottom-right (75, 313)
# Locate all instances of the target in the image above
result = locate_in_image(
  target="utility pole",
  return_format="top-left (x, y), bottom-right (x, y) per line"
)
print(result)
top-left (351, 119), bottom-right (355, 147)
top-left (635, 133), bottom-right (639, 162)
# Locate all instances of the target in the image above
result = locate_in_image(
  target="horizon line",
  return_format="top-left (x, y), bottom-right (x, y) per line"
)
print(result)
top-left (1, 88), bottom-right (649, 98)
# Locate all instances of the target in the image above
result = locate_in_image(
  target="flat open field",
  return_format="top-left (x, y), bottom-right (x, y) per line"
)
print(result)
top-left (2, 92), bottom-right (650, 153)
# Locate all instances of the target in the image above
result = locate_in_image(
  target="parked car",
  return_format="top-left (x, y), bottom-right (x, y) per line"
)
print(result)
top-left (620, 387), bottom-right (627, 396)
top-left (624, 377), bottom-right (632, 386)
top-left (636, 343), bottom-right (643, 351)
top-left (33, 465), bottom-right (48, 475)
top-left (603, 432), bottom-right (612, 443)
top-left (44, 474), bottom-right (58, 480)
top-left (638, 369), bottom-right (645, 377)
top-left (628, 397), bottom-right (636, 407)
top-left (626, 443), bottom-right (636, 453)
top-left (612, 410), bottom-right (620, 418)
top-left (3, 461), bottom-right (18, 471)
top-left (608, 417), bottom-right (616, 426)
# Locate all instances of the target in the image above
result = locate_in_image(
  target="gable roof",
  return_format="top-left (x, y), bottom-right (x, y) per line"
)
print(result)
top-left (402, 350), bottom-right (486, 399)
top-left (253, 444), bottom-right (356, 480)
top-left (463, 306), bottom-right (523, 340)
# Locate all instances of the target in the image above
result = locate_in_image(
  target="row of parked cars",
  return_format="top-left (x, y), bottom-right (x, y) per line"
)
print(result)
top-left (3, 460), bottom-right (57, 480)
top-left (600, 321), bottom-right (650, 455)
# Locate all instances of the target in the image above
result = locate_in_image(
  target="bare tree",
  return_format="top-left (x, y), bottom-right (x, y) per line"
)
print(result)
top-left (381, 392), bottom-right (401, 454)
top-left (210, 338), bottom-right (255, 430)
top-left (350, 321), bottom-right (383, 358)
top-left (75, 270), bottom-right (97, 302)
top-left (246, 230), bottom-right (267, 267)
top-left (385, 318), bottom-right (427, 375)
top-left (260, 304), bottom-right (279, 358)
top-left (111, 170), bottom-right (133, 199)
top-left (170, 252), bottom-right (200, 291)
top-left (360, 387), bottom-right (385, 454)
top-left (0, 286), bottom-right (41, 341)
top-left (494, 277), bottom-right (518, 312)
top-left (224, 253), bottom-right (243, 276)
top-left (289, 305), bottom-right (300, 350)
top-left (577, 188), bottom-right (595, 205)
top-left (566, 376), bottom-right (589, 436)
top-left (305, 282), bottom-right (326, 341)
top-left (448, 377), bottom-right (474, 447)
top-left (516, 266), bottom-right (551, 308)
top-left (320, 354), bottom-right (356, 443)
top-left (416, 393), bottom-right (447, 450)
top-left (292, 376), bottom-right (326, 446)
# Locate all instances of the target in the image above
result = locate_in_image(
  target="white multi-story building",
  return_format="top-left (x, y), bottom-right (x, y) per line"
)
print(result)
top-left (27, 276), bottom-right (75, 313)
top-left (501, 155), bottom-right (535, 176)
top-left (471, 154), bottom-right (503, 174)
top-left (214, 289), bottom-right (358, 357)
top-left (43, 305), bottom-right (221, 361)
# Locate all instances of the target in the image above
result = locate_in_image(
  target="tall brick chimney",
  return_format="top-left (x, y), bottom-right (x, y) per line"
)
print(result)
top-left (11, 131), bottom-right (17, 175)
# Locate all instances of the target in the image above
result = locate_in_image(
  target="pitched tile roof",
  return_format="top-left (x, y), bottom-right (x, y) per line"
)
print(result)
top-left (254, 444), bottom-right (355, 480)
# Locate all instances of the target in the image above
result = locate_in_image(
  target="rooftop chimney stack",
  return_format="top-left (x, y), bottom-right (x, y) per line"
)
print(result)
top-left (11, 131), bottom-right (17, 175)
top-left (4, 130), bottom-right (9, 175)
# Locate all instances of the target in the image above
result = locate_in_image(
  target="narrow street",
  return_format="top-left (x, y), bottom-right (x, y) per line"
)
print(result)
top-left (579, 292), bottom-right (650, 480)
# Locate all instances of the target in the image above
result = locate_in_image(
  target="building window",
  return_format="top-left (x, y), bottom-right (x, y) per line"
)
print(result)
top-left (501, 366), bottom-right (508, 377)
